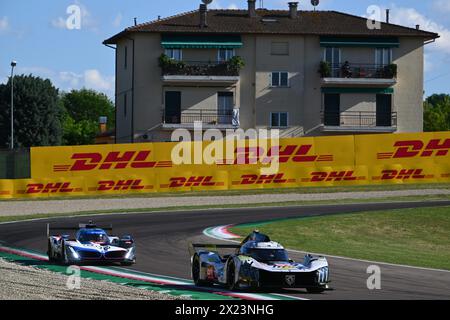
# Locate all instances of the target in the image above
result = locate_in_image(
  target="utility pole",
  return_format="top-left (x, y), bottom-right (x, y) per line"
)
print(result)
top-left (10, 60), bottom-right (17, 150)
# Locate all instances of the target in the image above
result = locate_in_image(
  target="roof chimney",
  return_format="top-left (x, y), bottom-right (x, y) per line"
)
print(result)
top-left (386, 9), bottom-right (390, 23)
top-left (248, 0), bottom-right (257, 18)
top-left (199, 4), bottom-right (207, 28)
top-left (416, 24), bottom-right (420, 30)
top-left (288, 2), bottom-right (299, 19)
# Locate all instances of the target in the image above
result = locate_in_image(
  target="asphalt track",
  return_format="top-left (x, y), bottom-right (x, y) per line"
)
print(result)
top-left (1, 200), bottom-right (450, 300)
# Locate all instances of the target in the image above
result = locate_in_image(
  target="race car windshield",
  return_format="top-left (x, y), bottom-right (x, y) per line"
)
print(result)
top-left (247, 249), bottom-right (289, 262)
top-left (79, 233), bottom-right (109, 244)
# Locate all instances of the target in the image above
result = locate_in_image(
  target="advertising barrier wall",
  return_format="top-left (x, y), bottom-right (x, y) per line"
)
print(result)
top-left (0, 132), bottom-right (449, 199)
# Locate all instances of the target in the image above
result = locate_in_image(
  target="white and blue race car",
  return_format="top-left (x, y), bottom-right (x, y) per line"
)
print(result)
top-left (47, 221), bottom-right (136, 266)
top-left (190, 231), bottom-right (330, 293)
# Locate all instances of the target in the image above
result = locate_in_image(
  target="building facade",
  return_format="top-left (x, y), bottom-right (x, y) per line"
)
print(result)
top-left (104, 1), bottom-right (439, 143)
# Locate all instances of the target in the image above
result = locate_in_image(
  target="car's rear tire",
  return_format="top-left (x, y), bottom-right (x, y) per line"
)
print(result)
top-left (192, 254), bottom-right (211, 287)
top-left (227, 261), bottom-right (238, 291)
top-left (47, 240), bottom-right (56, 263)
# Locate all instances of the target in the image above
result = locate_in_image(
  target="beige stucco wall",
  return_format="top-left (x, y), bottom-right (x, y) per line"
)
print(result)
top-left (253, 35), bottom-right (304, 131)
top-left (392, 37), bottom-right (424, 132)
top-left (341, 94), bottom-right (376, 112)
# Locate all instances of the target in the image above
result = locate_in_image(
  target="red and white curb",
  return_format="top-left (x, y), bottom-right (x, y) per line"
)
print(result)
top-left (0, 244), bottom-right (301, 300)
top-left (203, 225), bottom-right (241, 241)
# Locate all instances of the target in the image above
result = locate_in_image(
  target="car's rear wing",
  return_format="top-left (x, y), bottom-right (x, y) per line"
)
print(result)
top-left (189, 243), bottom-right (241, 256)
top-left (47, 221), bottom-right (113, 237)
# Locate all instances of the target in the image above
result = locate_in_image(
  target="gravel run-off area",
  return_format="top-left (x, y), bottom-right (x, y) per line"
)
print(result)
top-left (0, 189), bottom-right (449, 216)
top-left (0, 258), bottom-right (181, 300)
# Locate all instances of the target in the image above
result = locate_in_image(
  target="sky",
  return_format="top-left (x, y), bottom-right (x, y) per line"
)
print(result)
top-left (0, 0), bottom-right (449, 99)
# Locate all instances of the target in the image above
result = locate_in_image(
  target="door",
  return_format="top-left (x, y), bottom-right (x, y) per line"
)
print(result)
top-left (376, 94), bottom-right (392, 126)
top-left (218, 92), bottom-right (234, 124)
top-left (165, 91), bottom-right (181, 124)
top-left (324, 94), bottom-right (340, 126)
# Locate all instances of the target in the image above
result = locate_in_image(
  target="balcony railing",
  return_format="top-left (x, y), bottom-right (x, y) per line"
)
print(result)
top-left (163, 109), bottom-right (234, 125)
top-left (161, 61), bottom-right (239, 77)
top-left (321, 111), bottom-right (397, 128)
top-left (321, 63), bottom-right (397, 79)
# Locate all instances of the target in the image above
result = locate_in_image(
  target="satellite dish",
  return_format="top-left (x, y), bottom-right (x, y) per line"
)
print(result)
top-left (202, 0), bottom-right (213, 5)
top-left (311, 0), bottom-right (320, 9)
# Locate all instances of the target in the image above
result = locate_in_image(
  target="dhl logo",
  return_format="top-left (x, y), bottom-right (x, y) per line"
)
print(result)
top-left (373, 169), bottom-right (433, 180)
top-left (301, 171), bottom-right (366, 183)
top-left (90, 180), bottom-right (153, 192)
top-left (161, 176), bottom-right (224, 188)
top-left (53, 151), bottom-right (172, 172)
top-left (19, 182), bottom-right (82, 194)
top-left (377, 139), bottom-right (450, 159)
top-left (217, 145), bottom-right (333, 165)
top-left (232, 174), bottom-right (295, 185)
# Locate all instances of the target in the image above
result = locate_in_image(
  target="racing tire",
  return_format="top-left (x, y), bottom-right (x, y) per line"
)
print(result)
top-left (47, 240), bottom-right (56, 263)
top-left (306, 287), bottom-right (325, 294)
top-left (227, 261), bottom-right (238, 291)
top-left (60, 243), bottom-right (69, 266)
top-left (192, 254), bottom-right (212, 287)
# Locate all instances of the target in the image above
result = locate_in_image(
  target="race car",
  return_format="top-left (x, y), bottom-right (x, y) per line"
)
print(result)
top-left (189, 231), bottom-right (330, 293)
top-left (47, 221), bottom-right (136, 266)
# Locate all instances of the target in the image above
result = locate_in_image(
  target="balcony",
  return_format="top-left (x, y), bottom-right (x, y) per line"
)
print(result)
top-left (162, 109), bottom-right (236, 130)
top-left (321, 111), bottom-right (397, 133)
top-left (320, 62), bottom-right (397, 87)
top-left (160, 55), bottom-right (242, 84)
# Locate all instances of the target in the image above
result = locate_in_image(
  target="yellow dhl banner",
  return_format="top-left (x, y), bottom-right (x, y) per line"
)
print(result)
top-left (0, 132), bottom-right (449, 198)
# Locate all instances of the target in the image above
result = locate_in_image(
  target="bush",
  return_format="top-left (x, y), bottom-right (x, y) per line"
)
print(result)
top-left (227, 56), bottom-right (245, 72)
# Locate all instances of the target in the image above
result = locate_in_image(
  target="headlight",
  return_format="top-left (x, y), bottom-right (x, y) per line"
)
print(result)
top-left (317, 267), bottom-right (329, 283)
top-left (125, 248), bottom-right (134, 259)
top-left (68, 247), bottom-right (80, 260)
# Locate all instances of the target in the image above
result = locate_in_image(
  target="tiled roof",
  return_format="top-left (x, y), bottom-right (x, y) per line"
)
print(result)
top-left (104, 9), bottom-right (439, 44)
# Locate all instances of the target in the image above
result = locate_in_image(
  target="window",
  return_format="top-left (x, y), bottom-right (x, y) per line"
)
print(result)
top-left (271, 72), bottom-right (289, 87)
top-left (375, 48), bottom-right (392, 66)
top-left (217, 49), bottom-right (235, 62)
top-left (271, 42), bottom-right (289, 56)
top-left (270, 112), bottom-right (288, 127)
top-left (324, 47), bottom-right (341, 77)
top-left (165, 49), bottom-right (182, 61)
top-left (123, 93), bottom-right (127, 118)
top-left (124, 46), bottom-right (128, 69)
top-left (218, 92), bottom-right (234, 124)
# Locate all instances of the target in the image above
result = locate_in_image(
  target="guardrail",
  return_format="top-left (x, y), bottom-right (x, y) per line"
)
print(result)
top-left (163, 109), bottom-right (233, 125)
top-left (322, 111), bottom-right (397, 127)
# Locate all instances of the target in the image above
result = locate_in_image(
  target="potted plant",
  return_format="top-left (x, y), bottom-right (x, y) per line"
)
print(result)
top-left (318, 61), bottom-right (331, 78)
top-left (384, 63), bottom-right (398, 78)
top-left (227, 56), bottom-right (245, 73)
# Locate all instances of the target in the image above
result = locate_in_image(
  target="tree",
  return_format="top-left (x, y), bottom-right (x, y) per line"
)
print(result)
top-left (61, 89), bottom-right (115, 145)
top-left (0, 75), bottom-right (63, 148)
top-left (423, 94), bottom-right (450, 132)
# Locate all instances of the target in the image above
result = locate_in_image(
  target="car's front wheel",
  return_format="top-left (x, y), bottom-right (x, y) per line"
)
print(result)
top-left (60, 243), bottom-right (70, 265)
